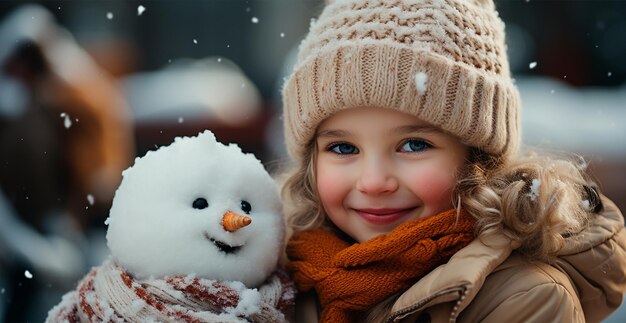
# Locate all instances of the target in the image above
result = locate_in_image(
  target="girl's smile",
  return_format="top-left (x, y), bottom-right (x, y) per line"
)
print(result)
top-left (315, 107), bottom-right (469, 242)
top-left (352, 207), bottom-right (418, 225)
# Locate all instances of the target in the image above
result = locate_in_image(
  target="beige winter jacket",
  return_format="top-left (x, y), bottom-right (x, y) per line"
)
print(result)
top-left (294, 197), bottom-right (626, 322)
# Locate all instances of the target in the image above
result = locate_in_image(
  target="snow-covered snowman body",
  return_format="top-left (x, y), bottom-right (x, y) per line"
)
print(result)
top-left (106, 130), bottom-right (284, 287)
top-left (47, 131), bottom-right (294, 322)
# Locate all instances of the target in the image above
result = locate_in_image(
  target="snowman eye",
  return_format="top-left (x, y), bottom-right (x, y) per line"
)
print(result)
top-left (192, 198), bottom-right (209, 210)
top-left (241, 200), bottom-right (252, 214)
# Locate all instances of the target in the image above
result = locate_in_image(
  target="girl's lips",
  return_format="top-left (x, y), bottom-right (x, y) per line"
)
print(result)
top-left (353, 207), bottom-right (417, 225)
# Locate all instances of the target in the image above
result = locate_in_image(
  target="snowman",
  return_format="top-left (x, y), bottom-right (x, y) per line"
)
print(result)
top-left (47, 131), bottom-right (295, 322)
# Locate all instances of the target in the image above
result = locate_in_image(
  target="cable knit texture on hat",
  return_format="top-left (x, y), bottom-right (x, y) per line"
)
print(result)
top-left (282, 0), bottom-right (521, 162)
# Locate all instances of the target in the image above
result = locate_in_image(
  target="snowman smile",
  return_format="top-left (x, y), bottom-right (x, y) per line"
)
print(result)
top-left (204, 232), bottom-right (243, 254)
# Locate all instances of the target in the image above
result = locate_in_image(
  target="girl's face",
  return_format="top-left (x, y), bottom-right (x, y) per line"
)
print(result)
top-left (315, 108), bottom-right (468, 242)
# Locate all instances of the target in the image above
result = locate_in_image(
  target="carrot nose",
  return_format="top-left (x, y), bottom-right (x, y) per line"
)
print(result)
top-left (222, 211), bottom-right (252, 232)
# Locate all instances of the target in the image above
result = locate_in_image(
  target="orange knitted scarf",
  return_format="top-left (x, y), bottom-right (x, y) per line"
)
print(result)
top-left (287, 209), bottom-right (476, 323)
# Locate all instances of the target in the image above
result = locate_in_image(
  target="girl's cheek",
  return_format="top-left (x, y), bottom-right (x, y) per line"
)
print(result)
top-left (315, 166), bottom-right (345, 207)
top-left (411, 168), bottom-right (456, 204)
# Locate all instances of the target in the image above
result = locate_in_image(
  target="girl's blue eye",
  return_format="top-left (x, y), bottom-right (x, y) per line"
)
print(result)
top-left (329, 143), bottom-right (358, 154)
top-left (400, 139), bottom-right (431, 153)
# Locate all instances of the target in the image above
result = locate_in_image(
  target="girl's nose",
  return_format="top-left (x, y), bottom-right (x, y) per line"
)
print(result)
top-left (355, 158), bottom-right (399, 195)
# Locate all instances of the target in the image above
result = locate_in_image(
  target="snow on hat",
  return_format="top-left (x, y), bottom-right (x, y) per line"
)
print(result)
top-left (282, 0), bottom-right (521, 163)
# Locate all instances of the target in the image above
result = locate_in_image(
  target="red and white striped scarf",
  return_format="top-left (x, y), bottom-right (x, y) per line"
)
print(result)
top-left (46, 259), bottom-right (295, 323)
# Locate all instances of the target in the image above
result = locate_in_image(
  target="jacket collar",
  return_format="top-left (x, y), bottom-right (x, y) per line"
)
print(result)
top-left (389, 231), bottom-right (519, 321)
top-left (388, 196), bottom-right (623, 322)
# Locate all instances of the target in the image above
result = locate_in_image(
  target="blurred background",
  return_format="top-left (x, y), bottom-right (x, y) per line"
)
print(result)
top-left (0, 0), bottom-right (624, 322)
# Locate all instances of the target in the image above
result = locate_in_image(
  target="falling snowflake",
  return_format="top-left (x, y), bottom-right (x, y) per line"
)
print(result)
top-left (529, 61), bottom-right (537, 69)
top-left (217, 58), bottom-right (222, 63)
top-left (251, 17), bottom-right (259, 24)
top-left (25, 270), bottom-right (33, 279)
top-left (582, 200), bottom-right (590, 210)
top-left (60, 113), bottom-right (72, 129)
top-left (414, 72), bottom-right (428, 95)
top-left (608, 71), bottom-right (612, 77)
top-left (178, 117), bottom-right (184, 124)
top-left (528, 179), bottom-right (541, 201)
top-left (137, 5), bottom-right (146, 16)
top-left (193, 39), bottom-right (198, 44)
top-left (106, 12), bottom-right (114, 20)
top-left (87, 194), bottom-right (95, 205)
top-left (280, 32), bottom-right (285, 38)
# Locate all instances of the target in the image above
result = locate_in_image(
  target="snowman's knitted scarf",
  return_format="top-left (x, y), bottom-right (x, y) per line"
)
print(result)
top-left (46, 259), bottom-right (295, 323)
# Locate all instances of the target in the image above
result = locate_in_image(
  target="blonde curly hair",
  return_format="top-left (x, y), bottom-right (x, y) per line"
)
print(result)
top-left (456, 148), bottom-right (599, 261)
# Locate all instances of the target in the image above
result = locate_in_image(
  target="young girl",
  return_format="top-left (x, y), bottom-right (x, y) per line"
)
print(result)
top-left (280, 0), bottom-right (626, 322)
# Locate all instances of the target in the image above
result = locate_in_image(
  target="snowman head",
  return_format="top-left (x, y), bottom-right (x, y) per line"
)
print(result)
top-left (106, 131), bottom-right (284, 287)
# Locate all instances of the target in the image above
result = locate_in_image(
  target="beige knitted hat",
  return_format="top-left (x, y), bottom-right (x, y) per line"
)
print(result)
top-left (282, 0), bottom-right (521, 163)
